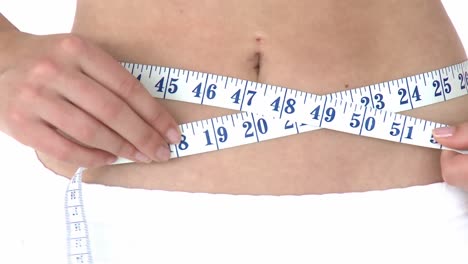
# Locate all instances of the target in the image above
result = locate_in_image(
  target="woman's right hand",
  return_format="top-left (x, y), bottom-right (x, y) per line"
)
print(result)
top-left (0, 31), bottom-right (181, 168)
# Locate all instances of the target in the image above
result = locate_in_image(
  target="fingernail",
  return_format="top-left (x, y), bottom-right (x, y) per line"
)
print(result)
top-left (433, 126), bottom-right (455, 138)
top-left (107, 156), bottom-right (118, 165)
top-left (166, 128), bottom-right (181, 144)
top-left (134, 151), bottom-right (152, 163)
top-left (156, 145), bottom-right (170, 161)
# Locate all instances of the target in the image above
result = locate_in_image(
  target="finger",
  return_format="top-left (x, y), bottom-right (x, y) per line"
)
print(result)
top-left (35, 93), bottom-right (152, 163)
top-left (440, 150), bottom-right (468, 190)
top-left (57, 36), bottom-right (181, 144)
top-left (433, 123), bottom-right (468, 150)
top-left (54, 70), bottom-right (170, 162)
top-left (19, 120), bottom-right (116, 168)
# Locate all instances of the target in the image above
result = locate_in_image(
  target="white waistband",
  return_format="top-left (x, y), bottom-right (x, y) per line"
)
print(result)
top-left (80, 180), bottom-right (468, 264)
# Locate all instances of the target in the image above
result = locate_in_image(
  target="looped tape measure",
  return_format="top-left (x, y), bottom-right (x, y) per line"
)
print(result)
top-left (65, 60), bottom-right (468, 264)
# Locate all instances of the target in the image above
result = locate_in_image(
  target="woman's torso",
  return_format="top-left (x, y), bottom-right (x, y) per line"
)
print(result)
top-left (38, 0), bottom-right (468, 194)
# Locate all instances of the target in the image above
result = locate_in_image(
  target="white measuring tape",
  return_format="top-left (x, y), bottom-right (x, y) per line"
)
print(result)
top-left (65, 60), bottom-right (468, 263)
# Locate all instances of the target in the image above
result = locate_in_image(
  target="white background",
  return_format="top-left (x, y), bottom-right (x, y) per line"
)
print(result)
top-left (0, 1), bottom-right (467, 263)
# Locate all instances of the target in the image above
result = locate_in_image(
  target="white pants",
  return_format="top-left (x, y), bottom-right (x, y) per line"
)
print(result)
top-left (1, 134), bottom-right (468, 264)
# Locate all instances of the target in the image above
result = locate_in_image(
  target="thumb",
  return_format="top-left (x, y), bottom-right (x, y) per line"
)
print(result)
top-left (432, 122), bottom-right (468, 150)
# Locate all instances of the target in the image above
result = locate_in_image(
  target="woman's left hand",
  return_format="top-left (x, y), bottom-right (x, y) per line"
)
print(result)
top-left (433, 123), bottom-right (468, 190)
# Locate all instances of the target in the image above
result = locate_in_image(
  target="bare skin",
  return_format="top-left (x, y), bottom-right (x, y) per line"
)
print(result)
top-left (7, 0), bottom-right (468, 194)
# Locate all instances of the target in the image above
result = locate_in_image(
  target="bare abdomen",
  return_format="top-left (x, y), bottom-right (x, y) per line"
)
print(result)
top-left (39, 0), bottom-right (468, 194)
